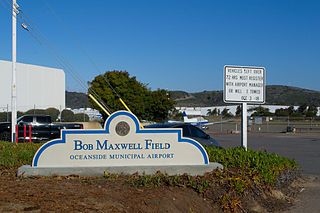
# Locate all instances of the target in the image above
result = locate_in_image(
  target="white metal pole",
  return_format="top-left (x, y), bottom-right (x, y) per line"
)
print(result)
top-left (241, 103), bottom-right (247, 150)
top-left (11, 0), bottom-right (17, 142)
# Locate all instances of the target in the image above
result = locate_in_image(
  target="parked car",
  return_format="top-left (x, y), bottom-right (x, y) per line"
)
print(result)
top-left (144, 123), bottom-right (221, 147)
top-left (0, 114), bottom-right (83, 142)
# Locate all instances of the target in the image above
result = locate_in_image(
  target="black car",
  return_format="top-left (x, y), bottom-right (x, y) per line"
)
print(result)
top-left (0, 115), bottom-right (83, 142)
top-left (144, 123), bottom-right (221, 147)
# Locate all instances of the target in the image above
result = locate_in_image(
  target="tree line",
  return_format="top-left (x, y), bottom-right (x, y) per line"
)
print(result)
top-left (0, 108), bottom-right (89, 122)
top-left (87, 69), bottom-right (319, 121)
top-left (248, 104), bottom-right (318, 117)
top-left (207, 104), bottom-right (318, 118)
top-left (4, 71), bottom-right (317, 123)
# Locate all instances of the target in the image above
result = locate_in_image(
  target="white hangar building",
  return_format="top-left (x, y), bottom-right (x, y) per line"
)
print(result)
top-left (0, 60), bottom-right (65, 112)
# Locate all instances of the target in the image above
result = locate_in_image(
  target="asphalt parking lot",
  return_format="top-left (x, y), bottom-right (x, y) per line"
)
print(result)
top-left (212, 133), bottom-right (320, 175)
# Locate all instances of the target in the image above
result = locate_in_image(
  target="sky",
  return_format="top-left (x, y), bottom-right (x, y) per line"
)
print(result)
top-left (0, 0), bottom-right (319, 93)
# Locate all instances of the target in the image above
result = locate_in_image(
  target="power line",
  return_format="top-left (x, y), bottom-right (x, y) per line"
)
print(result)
top-left (0, 0), bottom-right (113, 115)
top-left (4, 0), bottom-right (89, 92)
top-left (39, 0), bottom-right (139, 117)
top-left (40, 0), bottom-right (125, 99)
top-left (4, 0), bottom-right (112, 115)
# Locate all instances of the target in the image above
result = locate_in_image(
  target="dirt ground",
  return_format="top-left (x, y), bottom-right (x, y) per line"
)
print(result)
top-left (279, 175), bottom-right (320, 213)
top-left (0, 169), bottom-right (304, 213)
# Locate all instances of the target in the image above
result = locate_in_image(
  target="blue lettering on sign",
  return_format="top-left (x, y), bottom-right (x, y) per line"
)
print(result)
top-left (109, 153), bottom-right (145, 159)
top-left (145, 139), bottom-right (170, 150)
top-left (74, 140), bottom-right (93, 150)
top-left (69, 154), bottom-right (107, 160)
top-left (96, 140), bottom-right (144, 150)
top-left (121, 144), bottom-right (128, 149)
top-left (96, 140), bottom-right (108, 150)
top-left (146, 153), bottom-right (174, 159)
top-left (73, 139), bottom-right (172, 151)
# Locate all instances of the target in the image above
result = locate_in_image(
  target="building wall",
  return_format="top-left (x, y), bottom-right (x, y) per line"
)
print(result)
top-left (0, 60), bottom-right (65, 112)
top-left (70, 108), bottom-right (102, 121)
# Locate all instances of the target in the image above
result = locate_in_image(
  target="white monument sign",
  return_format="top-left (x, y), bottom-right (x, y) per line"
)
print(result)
top-left (32, 111), bottom-right (209, 167)
top-left (224, 65), bottom-right (265, 104)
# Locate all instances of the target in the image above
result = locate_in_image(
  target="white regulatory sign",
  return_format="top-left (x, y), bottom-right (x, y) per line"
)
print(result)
top-left (224, 65), bottom-right (265, 104)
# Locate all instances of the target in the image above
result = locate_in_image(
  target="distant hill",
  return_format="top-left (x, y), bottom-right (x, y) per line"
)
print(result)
top-left (65, 91), bottom-right (90, 109)
top-left (171, 85), bottom-right (320, 107)
top-left (171, 90), bottom-right (224, 107)
top-left (266, 85), bottom-right (320, 105)
top-left (66, 86), bottom-right (320, 109)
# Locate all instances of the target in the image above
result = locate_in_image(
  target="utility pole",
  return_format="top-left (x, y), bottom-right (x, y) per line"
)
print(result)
top-left (11, 0), bottom-right (17, 142)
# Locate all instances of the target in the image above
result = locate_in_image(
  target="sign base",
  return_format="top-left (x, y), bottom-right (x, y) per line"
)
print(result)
top-left (18, 163), bottom-right (223, 177)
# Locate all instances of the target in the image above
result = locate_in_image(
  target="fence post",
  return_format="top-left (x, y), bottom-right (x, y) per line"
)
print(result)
top-left (29, 125), bottom-right (31, 143)
top-left (23, 124), bottom-right (26, 143)
top-left (15, 124), bottom-right (18, 143)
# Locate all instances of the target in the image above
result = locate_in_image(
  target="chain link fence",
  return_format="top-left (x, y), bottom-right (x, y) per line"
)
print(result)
top-left (206, 116), bottom-right (320, 134)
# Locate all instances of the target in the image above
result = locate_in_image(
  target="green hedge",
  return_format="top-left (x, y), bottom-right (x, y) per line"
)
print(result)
top-left (0, 141), bottom-right (42, 169)
top-left (0, 141), bottom-right (298, 187)
top-left (205, 146), bottom-right (298, 185)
